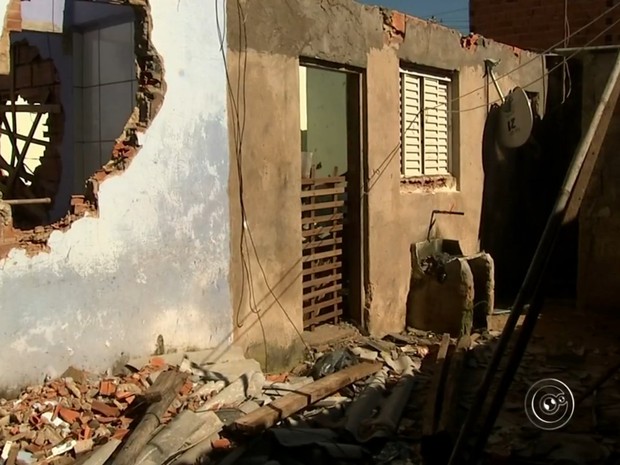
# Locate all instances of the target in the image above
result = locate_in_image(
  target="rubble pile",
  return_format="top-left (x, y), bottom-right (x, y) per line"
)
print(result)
top-left (0, 332), bottom-right (443, 465)
top-left (3, 320), bottom-right (618, 465)
top-left (465, 331), bottom-right (620, 463)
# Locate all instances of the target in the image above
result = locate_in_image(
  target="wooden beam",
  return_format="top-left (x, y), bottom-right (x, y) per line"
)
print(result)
top-left (0, 104), bottom-right (61, 113)
top-left (564, 51), bottom-right (620, 224)
top-left (12, 131), bottom-right (50, 147)
top-left (232, 362), bottom-right (382, 434)
top-left (422, 333), bottom-right (451, 437)
top-left (5, 112), bottom-right (44, 194)
top-left (4, 198), bottom-right (51, 206)
top-left (110, 370), bottom-right (187, 465)
top-left (437, 334), bottom-right (471, 435)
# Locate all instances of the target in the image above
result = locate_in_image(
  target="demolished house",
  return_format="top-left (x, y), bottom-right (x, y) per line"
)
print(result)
top-left (0, 0), bottom-right (547, 391)
top-left (1, 0), bottom-right (620, 463)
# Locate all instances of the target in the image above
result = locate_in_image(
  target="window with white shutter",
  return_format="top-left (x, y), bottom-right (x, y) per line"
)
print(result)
top-left (400, 69), bottom-right (452, 178)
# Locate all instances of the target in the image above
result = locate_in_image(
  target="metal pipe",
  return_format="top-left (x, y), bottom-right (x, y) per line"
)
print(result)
top-left (554, 44), bottom-right (620, 52)
top-left (4, 197), bottom-right (51, 206)
top-left (464, 51), bottom-right (620, 465)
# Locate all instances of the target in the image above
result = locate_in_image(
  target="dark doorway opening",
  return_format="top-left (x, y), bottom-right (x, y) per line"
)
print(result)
top-left (479, 57), bottom-right (582, 307)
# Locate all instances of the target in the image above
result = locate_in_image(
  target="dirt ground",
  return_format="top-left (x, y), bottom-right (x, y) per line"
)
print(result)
top-left (464, 300), bottom-right (620, 464)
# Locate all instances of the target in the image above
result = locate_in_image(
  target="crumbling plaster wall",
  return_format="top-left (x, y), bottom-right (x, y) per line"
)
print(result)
top-left (227, 0), bottom-right (545, 354)
top-left (0, 0), bottom-right (231, 393)
top-left (578, 51), bottom-right (620, 311)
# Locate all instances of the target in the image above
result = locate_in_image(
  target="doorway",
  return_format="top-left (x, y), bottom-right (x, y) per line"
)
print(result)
top-left (299, 60), bottom-right (364, 330)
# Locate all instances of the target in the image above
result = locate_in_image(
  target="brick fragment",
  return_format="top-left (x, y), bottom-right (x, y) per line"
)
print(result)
top-left (90, 401), bottom-right (119, 418)
top-left (58, 407), bottom-right (80, 424)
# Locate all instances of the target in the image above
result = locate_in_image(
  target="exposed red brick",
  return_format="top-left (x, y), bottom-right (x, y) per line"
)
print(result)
top-left (98, 380), bottom-right (117, 397)
top-left (90, 401), bottom-right (120, 418)
top-left (391, 11), bottom-right (406, 36)
top-left (58, 408), bottom-right (80, 424)
top-left (149, 357), bottom-right (166, 368)
top-left (211, 438), bottom-right (232, 450)
top-left (470, 0), bottom-right (620, 49)
top-left (0, 0), bottom-right (165, 259)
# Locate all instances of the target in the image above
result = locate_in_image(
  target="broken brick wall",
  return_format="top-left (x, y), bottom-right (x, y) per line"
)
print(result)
top-left (0, 0), bottom-right (232, 395)
top-left (0, 0), bottom-right (21, 75)
top-left (0, 41), bottom-right (64, 229)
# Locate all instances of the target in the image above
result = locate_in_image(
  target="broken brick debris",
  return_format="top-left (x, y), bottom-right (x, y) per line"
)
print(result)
top-left (0, 328), bottom-right (541, 465)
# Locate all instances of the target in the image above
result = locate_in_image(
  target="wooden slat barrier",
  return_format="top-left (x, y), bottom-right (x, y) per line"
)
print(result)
top-left (301, 175), bottom-right (347, 329)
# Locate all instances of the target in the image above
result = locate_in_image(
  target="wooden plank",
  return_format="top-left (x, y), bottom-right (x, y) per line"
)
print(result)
top-left (302, 213), bottom-right (344, 225)
top-left (4, 111), bottom-right (44, 193)
top-left (303, 283), bottom-right (342, 301)
top-left (303, 261), bottom-right (342, 276)
top-left (302, 236), bottom-right (342, 250)
top-left (304, 307), bottom-right (344, 327)
top-left (303, 296), bottom-right (343, 314)
top-left (303, 273), bottom-right (342, 289)
top-left (302, 224), bottom-right (343, 238)
top-left (422, 333), bottom-right (451, 437)
top-left (303, 249), bottom-right (341, 262)
top-left (301, 186), bottom-right (345, 198)
top-left (110, 370), bottom-right (187, 465)
top-left (437, 335), bottom-right (471, 434)
top-left (301, 200), bottom-right (344, 212)
top-left (232, 362), bottom-right (382, 434)
top-left (0, 103), bottom-right (61, 113)
top-left (564, 52), bottom-right (620, 224)
top-left (302, 176), bottom-right (346, 185)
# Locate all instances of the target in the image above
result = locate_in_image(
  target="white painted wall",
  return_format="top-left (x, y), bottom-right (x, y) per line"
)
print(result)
top-left (0, 0), bottom-right (232, 392)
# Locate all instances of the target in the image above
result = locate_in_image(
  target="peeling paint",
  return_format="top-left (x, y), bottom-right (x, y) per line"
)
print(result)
top-left (0, 0), bottom-right (231, 392)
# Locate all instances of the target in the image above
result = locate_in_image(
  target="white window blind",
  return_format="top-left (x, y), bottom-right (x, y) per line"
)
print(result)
top-left (400, 69), bottom-right (451, 177)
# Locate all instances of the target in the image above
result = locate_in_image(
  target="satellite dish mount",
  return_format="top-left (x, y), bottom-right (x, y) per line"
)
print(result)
top-left (484, 59), bottom-right (534, 149)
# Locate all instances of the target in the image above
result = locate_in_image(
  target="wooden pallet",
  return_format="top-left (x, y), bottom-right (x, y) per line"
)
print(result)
top-left (301, 175), bottom-right (347, 329)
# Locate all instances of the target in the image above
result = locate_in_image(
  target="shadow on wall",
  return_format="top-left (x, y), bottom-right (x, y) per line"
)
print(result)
top-left (479, 104), bottom-right (548, 306)
top-left (479, 62), bottom-right (583, 306)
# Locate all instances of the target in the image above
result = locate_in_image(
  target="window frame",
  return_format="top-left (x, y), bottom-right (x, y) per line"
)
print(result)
top-left (399, 67), bottom-right (454, 179)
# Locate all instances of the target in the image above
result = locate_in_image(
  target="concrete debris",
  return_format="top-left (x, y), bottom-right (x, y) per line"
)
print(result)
top-left (3, 323), bottom-right (618, 465)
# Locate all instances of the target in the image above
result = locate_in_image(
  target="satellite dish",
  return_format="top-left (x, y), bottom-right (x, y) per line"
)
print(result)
top-left (497, 87), bottom-right (533, 148)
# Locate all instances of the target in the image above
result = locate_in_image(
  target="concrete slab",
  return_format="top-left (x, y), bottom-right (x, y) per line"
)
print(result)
top-left (128, 345), bottom-right (246, 371)
top-left (487, 312), bottom-right (525, 332)
top-left (303, 324), bottom-right (359, 349)
top-left (203, 358), bottom-right (262, 384)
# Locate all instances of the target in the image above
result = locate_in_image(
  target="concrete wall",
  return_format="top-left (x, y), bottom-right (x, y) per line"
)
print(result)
top-left (0, 0), bottom-right (231, 393)
top-left (470, 0), bottom-right (618, 50)
top-left (578, 51), bottom-right (620, 311)
top-left (227, 0), bottom-right (545, 361)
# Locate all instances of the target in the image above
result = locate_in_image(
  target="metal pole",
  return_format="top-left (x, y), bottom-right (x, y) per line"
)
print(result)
top-left (554, 45), bottom-right (620, 53)
top-left (465, 51), bottom-right (620, 465)
top-left (4, 198), bottom-right (51, 206)
top-left (448, 50), bottom-right (620, 465)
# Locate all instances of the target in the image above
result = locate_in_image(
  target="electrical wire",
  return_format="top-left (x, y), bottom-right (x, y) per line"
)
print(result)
top-left (425, 7), bottom-right (469, 18)
top-left (562, 0), bottom-right (573, 103)
top-left (215, 0), bottom-right (620, 360)
top-left (215, 0), bottom-right (311, 356)
top-left (364, 0), bottom-right (620, 199)
top-left (215, 0), bottom-right (268, 366)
